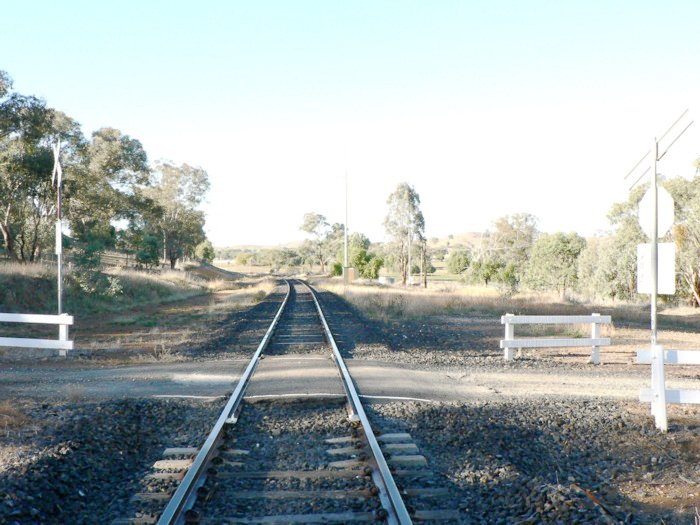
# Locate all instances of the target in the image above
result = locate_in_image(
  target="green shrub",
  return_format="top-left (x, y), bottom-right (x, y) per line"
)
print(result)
top-left (447, 249), bottom-right (470, 274)
top-left (330, 262), bottom-right (343, 276)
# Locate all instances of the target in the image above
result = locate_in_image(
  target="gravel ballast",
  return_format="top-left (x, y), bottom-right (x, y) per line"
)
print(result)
top-left (190, 401), bottom-right (382, 521)
top-left (0, 398), bottom-right (221, 525)
top-left (367, 398), bottom-right (700, 523)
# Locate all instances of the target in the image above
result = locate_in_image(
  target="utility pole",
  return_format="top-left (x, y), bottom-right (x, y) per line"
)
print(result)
top-left (343, 173), bottom-right (351, 284)
top-left (344, 173), bottom-right (349, 268)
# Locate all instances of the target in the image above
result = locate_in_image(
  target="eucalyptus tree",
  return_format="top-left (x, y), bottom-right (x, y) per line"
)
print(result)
top-left (579, 186), bottom-right (646, 301)
top-left (447, 249), bottom-right (471, 275)
top-left (64, 126), bottom-right (153, 293)
top-left (335, 232), bottom-right (370, 264)
top-left (146, 162), bottom-right (209, 269)
top-left (300, 212), bottom-right (330, 272)
top-left (523, 232), bottom-right (586, 297)
top-left (664, 174), bottom-right (700, 305)
top-left (470, 213), bottom-right (537, 292)
top-left (195, 239), bottom-right (215, 263)
top-left (0, 71), bottom-right (85, 261)
top-left (384, 182), bottom-right (425, 285)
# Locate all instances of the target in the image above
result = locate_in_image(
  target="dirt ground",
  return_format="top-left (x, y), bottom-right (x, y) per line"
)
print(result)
top-left (1, 280), bottom-right (700, 522)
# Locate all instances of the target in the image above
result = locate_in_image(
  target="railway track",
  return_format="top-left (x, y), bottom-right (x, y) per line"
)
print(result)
top-left (117, 280), bottom-right (457, 524)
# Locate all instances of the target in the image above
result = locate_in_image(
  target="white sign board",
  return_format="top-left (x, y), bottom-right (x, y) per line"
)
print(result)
top-left (638, 186), bottom-right (674, 239)
top-left (637, 243), bottom-right (676, 295)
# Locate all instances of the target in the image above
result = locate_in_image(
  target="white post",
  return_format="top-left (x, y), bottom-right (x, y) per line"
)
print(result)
top-left (650, 353), bottom-right (657, 418)
top-left (58, 317), bottom-right (69, 357)
top-left (651, 344), bottom-right (668, 431)
top-left (590, 313), bottom-right (601, 365)
top-left (650, 138), bottom-right (659, 347)
top-left (504, 314), bottom-right (514, 361)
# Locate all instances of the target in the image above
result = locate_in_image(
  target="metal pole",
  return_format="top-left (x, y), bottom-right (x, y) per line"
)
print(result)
top-left (650, 137), bottom-right (668, 431)
top-left (57, 216), bottom-right (62, 315)
top-left (53, 140), bottom-right (68, 356)
top-left (650, 138), bottom-right (658, 346)
top-left (344, 173), bottom-right (348, 268)
top-left (54, 141), bottom-right (63, 316)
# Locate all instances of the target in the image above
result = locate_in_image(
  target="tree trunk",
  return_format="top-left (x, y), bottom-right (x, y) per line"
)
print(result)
top-left (17, 230), bottom-right (27, 262)
top-left (29, 220), bottom-right (41, 262)
top-left (401, 256), bottom-right (407, 285)
top-left (0, 222), bottom-right (16, 260)
top-left (687, 268), bottom-right (700, 307)
top-left (170, 257), bottom-right (177, 269)
top-left (0, 202), bottom-right (17, 260)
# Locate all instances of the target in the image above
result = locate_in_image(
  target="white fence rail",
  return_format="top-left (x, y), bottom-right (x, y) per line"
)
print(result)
top-left (0, 313), bottom-right (73, 355)
top-left (500, 313), bottom-right (611, 364)
top-left (637, 347), bottom-right (700, 430)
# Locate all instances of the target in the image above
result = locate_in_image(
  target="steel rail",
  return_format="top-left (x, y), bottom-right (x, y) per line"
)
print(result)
top-left (157, 280), bottom-right (292, 525)
top-left (304, 281), bottom-right (413, 525)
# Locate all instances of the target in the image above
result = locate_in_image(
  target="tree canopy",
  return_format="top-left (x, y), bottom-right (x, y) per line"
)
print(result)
top-left (0, 69), bottom-right (212, 285)
top-left (384, 182), bottom-right (425, 285)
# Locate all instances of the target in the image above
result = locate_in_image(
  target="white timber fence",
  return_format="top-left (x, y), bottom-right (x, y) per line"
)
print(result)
top-left (636, 346), bottom-right (700, 430)
top-left (0, 313), bottom-right (73, 356)
top-left (500, 314), bottom-right (611, 364)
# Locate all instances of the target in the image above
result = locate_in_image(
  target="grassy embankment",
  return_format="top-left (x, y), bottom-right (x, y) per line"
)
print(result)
top-left (0, 262), bottom-right (276, 361)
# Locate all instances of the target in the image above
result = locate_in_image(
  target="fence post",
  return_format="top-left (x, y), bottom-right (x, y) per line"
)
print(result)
top-left (504, 314), bottom-right (514, 361)
top-left (651, 344), bottom-right (667, 431)
top-left (590, 313), bottom-right (601, 365)
top-left (58, 314), bottom-right (70, 358)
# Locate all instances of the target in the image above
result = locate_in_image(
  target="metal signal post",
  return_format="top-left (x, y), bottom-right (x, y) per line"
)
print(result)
top-left (625, 110), bottom-right (693, 431)
top-left (650, 138), bottom-right (658, 346)
top-left (52, 141), bottom-right (65, 317)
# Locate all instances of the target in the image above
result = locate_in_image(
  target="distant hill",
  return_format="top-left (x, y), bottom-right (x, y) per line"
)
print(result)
top-left (215, 241), bottom-right (305, 260)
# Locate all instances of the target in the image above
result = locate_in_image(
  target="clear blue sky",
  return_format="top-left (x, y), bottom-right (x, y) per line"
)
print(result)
top-left (3, 1), bottom-right (700, 246)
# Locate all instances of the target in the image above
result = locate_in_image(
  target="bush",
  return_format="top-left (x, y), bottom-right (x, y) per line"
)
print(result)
top-left (360, 257), bottom-right (382, 279)
top-left (136, 234), bottom-right (160, 268)
top-left (447, 249), bottom-right (470, 274)
top-left (234, 253), bottom-right (250, 265)
top-left (330, 262), bottom-right (343, 276)
top-left (195, 240), bottom-right (215, 263)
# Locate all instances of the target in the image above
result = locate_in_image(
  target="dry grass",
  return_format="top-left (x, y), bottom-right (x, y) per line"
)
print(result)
top-left (317, 279), bottom-right (697, 331)
top-left (215, 261), bottom-right (274, 275)
top-left (205, 277), bottom-right (277, 314)
top-left (0, 261), bottom-right (55, 278)
top-left (319, 280), bottom-right (590, 320)
top-left (0, 401), bottom-right (29, 430)
top-left (0, 260), bottom-right (243, 317)
top-left (72, 275), bottom-right (279, 364)
top-left (0, 260), bottom-right (279, 363)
